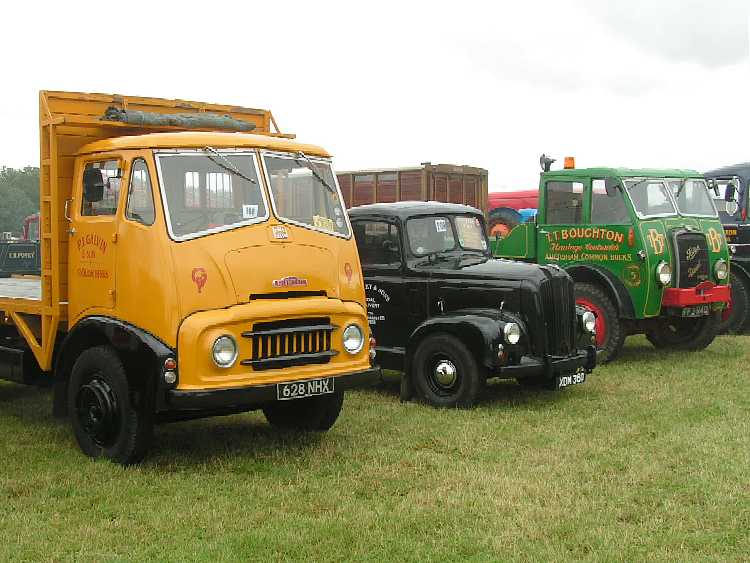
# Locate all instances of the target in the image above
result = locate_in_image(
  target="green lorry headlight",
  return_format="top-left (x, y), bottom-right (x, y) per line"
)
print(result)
top-left (212, 335), bottom-right (238, 368)
top-left (343, 324), bottom-right (364, 354)
top-left (655, 261), bottom-right (672, 286)
top-left (714, 259), bottom-right (728, 281)
top-left (503, 322), bottom-right (521, 345)
top-left (581, 311), bottom-right (596, 333)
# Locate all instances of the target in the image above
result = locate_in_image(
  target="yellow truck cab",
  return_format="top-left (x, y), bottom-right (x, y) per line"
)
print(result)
top-left (0, 91), bottom-right (378, 463)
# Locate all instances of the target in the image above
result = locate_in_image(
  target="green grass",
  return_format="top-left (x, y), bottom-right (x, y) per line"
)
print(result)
top-left (1, 336), bottom-right (749, 562)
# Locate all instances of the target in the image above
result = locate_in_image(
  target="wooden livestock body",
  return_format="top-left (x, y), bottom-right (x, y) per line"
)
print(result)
top-left (337, 163), bottom-right (488, 214)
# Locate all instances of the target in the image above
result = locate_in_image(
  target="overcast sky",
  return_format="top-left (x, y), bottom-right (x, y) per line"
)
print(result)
top-left (1, 0), bottom-right (748, 190)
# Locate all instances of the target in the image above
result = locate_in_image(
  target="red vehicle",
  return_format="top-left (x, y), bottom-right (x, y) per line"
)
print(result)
top-left (487, 189), bottom-right (538, 237)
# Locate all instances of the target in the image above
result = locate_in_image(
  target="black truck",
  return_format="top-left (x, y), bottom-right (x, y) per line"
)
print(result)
top-left (704, 163), bottom-right (750, 332)
top-left (349, 201), bottom-right (597, 407)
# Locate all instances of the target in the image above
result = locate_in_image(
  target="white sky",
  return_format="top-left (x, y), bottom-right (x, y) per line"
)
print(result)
top-left (1, 0), bottom-right (748, 191)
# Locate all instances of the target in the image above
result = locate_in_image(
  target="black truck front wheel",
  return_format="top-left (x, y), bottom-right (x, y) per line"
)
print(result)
top-left (575, 282), bottom-right (626, 363)
top-left (411, 333), bottom-right (485, 408)
top-left (718, 271), bottom-right (749, 334)
top-left (262, 391), bottom-right (344, 431)
top-left (68, 345), bottom-right (153, 465)
top-left (646, 311), bottom-right (721, 351)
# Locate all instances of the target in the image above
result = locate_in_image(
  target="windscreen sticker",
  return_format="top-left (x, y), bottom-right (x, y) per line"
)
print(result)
top-left (435, 218), bottom-right (448, 232)
top-left (242, 204), bottom-right (259, 219)
top-left (313, 215), bottom-right (336, 231)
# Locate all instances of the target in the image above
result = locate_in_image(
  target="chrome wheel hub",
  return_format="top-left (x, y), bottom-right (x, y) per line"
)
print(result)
top-left (434, 360), bottom-right (458, 387)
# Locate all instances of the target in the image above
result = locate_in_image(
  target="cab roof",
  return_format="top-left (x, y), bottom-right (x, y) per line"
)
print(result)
top-left (77, 131), bottom-right (331, 158)
top-left (545, 167), bottom-right (702, 179)
top-left (348, 201), bottom-right (483, 220)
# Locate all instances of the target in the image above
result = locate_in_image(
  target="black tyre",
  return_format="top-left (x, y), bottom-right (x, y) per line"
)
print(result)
top-left (487, 208), bottom-right (522, 239)
top-left (68, 345), bottom-right (153, 465)
top-left (646, 311), bottom-right (721, 351)
top-left (718, 271), bottom-right (750, 334)
top-left (411, 333), bottom-right (484, 407)
top-left (262, 390), bottom-right (344, 431)
top-left (575, 282), bottom-right (625, 363)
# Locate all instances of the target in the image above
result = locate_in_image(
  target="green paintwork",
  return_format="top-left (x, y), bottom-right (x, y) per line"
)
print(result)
top-left (491, 168), bottom-right (730, 320)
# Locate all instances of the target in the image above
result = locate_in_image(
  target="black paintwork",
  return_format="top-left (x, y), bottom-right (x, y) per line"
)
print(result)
top-left (166, 368), bottom-right (379, 416)
top-left (705, 164), bottom-right (750, 282)
top-left (349, 202), bottom-right (596, 381)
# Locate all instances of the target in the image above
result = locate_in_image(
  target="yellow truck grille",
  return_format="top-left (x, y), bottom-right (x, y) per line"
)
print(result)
top-left (241, 317), bottom-right (338, 371)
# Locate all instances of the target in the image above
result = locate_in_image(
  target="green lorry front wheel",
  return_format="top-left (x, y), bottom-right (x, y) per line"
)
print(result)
top-left (646, 311), bottom-right (721, 351)
top-left (575, 282), bottom-right (626, 363)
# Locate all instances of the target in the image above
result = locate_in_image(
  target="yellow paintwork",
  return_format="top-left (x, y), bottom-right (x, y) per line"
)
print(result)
top-left (76, 131), bottom-right (330, 159)
top-left (2, 91), bottom-right (371, 390)
top-left (178, 298), bottom-right (367, 389)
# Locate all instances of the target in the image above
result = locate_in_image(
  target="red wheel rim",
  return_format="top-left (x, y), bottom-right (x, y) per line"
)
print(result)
top-left (576, 297), bottom-right (607, 347)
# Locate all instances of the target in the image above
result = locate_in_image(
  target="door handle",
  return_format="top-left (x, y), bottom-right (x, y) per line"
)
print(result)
top-left (64, 199), bottom-right (76, 235)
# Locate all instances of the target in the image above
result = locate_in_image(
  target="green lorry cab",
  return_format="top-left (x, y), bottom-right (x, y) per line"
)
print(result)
top-left (491, 159), bottom-right (731, 362)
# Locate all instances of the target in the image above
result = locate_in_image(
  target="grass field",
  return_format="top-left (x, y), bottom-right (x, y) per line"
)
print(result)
top-left (1, 335), bottom-right (749, 562)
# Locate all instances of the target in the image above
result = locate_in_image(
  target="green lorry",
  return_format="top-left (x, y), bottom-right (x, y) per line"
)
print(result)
top-left (491, 158), bottom-right (731, 362)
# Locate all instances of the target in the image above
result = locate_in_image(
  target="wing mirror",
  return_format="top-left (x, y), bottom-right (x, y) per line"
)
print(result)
top-left (724, 182), bottom-right (737, 202)
top-left (83, 167), bottom-right (106, 203)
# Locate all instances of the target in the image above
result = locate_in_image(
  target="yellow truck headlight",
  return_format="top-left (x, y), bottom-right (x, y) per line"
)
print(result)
top-left (212, 335), bottom-right (238, 368)
top-left (714, 259), bottom-right (728, 281)
top-left (655, 261), bottom-right (672, 286)
top-left (342, 324), bottom-right (364, 354)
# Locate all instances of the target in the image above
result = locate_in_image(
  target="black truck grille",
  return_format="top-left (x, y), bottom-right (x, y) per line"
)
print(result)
top-left (241, 317), bottom-right (338, 371)
top-left (673, 231), bottom-right (709, 288)
top-left (540, 274), bottom-right (577, 356)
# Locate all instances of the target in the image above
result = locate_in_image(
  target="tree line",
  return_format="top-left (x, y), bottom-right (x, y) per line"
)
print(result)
top-left (0, 166), bottom-right (39, 236)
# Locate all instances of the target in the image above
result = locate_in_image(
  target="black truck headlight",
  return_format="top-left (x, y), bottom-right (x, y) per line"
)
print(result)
top-left (655, 261), bottom-right (672, 286)
top-left (503, 322), bottom-right (521, 345)
top-left (714, 259), bottom-right (728, 281)
top-left (581, 311), bottom-right (596, 333)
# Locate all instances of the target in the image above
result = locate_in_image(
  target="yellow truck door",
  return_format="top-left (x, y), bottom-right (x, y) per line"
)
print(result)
top-left (68, 157), bottom-right (122, 319)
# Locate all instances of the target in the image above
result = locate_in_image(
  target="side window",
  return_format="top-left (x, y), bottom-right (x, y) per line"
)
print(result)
top-left (545, 181), bottom-right (584, 225)
top-left (82, 160), bottom-right (121, 216)
top-left (353, 220), bottom-right (402, 267)
top-left (591, 179), bottom-right (630, 224)
top-left (126, 159), bottom-right (156, 226)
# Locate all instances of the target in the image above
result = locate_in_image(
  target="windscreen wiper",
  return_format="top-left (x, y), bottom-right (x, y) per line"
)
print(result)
top-left (202, 146), bottom-right (257, 184)
top-left (295, 151), bottom-right (337, 194)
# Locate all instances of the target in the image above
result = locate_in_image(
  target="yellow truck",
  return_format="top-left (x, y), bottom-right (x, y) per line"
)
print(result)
top-left (0, 91), bottom-right (378, 463)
